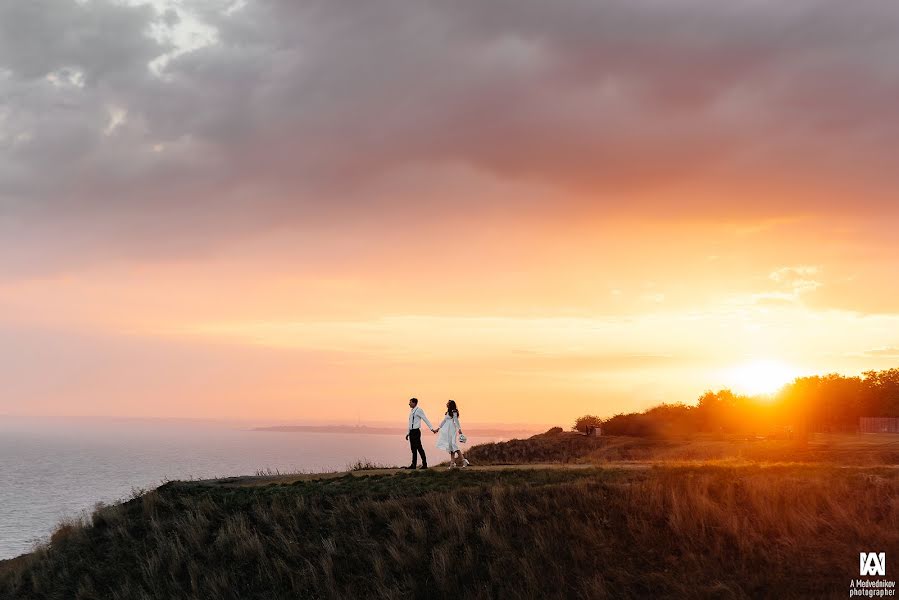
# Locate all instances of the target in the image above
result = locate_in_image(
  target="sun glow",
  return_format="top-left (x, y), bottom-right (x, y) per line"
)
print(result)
top-left (724, 360), bottom-right (799, 397)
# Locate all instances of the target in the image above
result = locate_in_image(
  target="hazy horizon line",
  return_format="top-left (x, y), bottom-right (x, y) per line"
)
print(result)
top-left (0, 413), bottom-right (554, 430)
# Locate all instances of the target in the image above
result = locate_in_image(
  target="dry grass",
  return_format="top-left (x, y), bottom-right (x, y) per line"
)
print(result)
top-left (466, 431), bottom-right (899, 466)
top-left (1, 464), bottom-right (897, 599)
top-left (348, 459), bottom-right (400, 471)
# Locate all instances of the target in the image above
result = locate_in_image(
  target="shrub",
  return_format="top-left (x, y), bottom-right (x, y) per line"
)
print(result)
top-left (573, 415), bottom-right (603, 433)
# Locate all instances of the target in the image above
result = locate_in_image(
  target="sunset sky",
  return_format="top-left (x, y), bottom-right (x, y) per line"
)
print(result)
top-left (2, 0), bottom-right (899, 425)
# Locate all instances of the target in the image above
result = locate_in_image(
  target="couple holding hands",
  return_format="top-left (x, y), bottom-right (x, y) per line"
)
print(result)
top-left (405, 398), bottom-right (470, 470)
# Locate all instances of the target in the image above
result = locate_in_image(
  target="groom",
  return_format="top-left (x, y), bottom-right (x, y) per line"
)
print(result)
top-left (405, 397), bottom-right (434, 469)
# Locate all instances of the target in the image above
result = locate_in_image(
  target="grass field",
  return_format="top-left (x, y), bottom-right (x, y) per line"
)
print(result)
top-left (466, 431), bottom-right (899, 466)
top-left (2, 433), bottom-right (897, 599)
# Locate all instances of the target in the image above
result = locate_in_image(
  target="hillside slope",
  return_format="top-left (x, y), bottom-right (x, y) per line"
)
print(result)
top-left (465, 429), bottom-right (899, 465)
top-left (1, 465), bottom-right (897, 599)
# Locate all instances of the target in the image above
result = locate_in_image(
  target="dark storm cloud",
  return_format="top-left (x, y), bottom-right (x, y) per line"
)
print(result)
top-left (2, 0), bottom-right (899, 272)
top-left (0, 0), bottom-right (161, 81)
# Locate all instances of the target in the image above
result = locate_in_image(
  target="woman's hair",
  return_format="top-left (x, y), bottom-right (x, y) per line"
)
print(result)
top-left (446, 399), bottom-right (459, 418)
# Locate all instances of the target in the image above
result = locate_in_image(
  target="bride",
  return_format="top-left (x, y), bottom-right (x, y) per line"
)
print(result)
top-left (433, 399), bottom-right (470, 468)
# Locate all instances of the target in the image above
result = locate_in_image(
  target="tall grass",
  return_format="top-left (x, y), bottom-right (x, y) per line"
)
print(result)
top-left (1, 465), bottom-right (897, 599)
top-left (466, 430), bottom-right (899, 465)
top-left (347, 459), bottom-right (399, 471)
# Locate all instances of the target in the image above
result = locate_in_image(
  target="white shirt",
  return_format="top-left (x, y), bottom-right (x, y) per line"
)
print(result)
top-left (408, 405), bottom-right (434, 431)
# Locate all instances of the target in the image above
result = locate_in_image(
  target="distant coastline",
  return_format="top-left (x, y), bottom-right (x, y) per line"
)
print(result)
top-left (253, 425), bottom-right (541, 437)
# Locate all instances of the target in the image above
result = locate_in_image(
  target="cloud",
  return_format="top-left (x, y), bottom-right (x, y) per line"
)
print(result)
top-left (3, 0), bottom-right (899, 275)
top-left (0, 1), bottom-right (162, 81)
top-left (860, 347), bottom-right (899, 359)
top-left (769, 266), bottom-right (819, 282)
top-left (768, 265), bottom-right (821, 296)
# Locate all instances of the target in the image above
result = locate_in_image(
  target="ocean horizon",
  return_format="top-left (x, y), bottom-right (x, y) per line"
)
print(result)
top-left (0, 417), bottom-right (524, 560)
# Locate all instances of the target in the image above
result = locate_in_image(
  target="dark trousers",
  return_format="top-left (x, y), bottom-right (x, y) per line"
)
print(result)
top-left (409, 428), bottom-right (426, 467)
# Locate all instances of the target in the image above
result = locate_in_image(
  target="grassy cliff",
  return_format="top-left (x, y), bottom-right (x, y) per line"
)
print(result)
top-left (1, 460), bottom-right (898, 599)
top-left (466, 429), bottom-right (899, 465)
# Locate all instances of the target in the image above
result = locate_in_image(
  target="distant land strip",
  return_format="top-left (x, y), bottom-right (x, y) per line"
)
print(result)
top-left (252, 425), bottom-right (542, 437)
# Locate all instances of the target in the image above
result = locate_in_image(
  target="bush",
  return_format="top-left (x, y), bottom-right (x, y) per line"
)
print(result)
top-left (573, 415), bottom-right (603, 433)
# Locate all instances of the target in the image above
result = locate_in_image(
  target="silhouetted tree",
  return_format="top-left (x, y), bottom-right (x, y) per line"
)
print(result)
top-left (573, 415), bottom-right (603, 433)
top-left (582, 368), bottom-right (899, 438)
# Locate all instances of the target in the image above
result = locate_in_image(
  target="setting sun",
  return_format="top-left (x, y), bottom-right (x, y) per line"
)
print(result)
top-left (723, 360), bottom-right (799, 396)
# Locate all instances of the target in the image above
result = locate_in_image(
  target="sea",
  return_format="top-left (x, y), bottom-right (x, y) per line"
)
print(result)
top-left (0, 417), bottom-right (519, 560)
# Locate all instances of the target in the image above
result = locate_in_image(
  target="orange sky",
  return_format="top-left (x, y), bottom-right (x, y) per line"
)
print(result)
top-left (2, 212), bottom-right (898, 425)
top-left (2, 1), bottom-right (899, 426)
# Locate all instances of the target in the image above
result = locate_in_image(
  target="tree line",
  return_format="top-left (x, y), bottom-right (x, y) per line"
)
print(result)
top-left (574, 368), bottom-right (899, 437)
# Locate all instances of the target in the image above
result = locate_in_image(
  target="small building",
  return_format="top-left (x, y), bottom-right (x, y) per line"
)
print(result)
top-left (585, 425), bottom-right (602, 437)
top-left (859, 417), bottom-right (899, 433)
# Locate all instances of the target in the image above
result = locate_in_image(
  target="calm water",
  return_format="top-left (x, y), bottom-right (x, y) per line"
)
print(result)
top-left (0, 418), bottom-right (511, 560)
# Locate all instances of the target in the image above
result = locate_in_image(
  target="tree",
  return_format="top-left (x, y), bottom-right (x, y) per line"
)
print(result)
top-left (573, 415), bottom-right (603, 433)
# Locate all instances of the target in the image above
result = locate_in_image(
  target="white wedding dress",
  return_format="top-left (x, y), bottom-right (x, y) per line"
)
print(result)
top-left (436, 413), bottom-right (461, 453)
